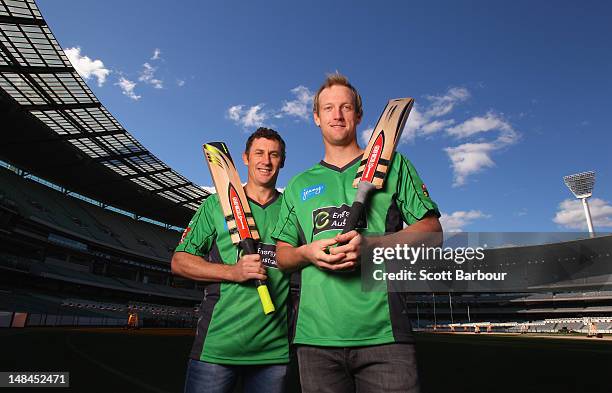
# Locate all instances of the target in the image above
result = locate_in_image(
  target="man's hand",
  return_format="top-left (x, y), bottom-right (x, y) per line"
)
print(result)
top-left (331, 230), bottom-right (364, 269)
top-left (231, 254), bottom-right (267, 283)
top-left (301, 237), bottom-right (355, 272)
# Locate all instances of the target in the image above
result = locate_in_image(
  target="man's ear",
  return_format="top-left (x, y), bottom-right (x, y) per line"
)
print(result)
top-left (313, 112), bottom-right (321, 127)
top-left (242, 152), bottom-right (248, 166)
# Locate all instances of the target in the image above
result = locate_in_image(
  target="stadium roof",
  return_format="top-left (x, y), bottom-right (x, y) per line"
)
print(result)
top-left (0, 0), bottom-right (209, 227)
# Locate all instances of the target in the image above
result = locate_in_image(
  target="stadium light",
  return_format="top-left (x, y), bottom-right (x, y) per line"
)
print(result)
top-left (563, 171), bottom-right (595, 237)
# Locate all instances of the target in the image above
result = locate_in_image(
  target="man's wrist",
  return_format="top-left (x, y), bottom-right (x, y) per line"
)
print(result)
top-left (363, 235), bottom-right (380, 249)
top-left (224, 264), bottom-right (238, 282)
top-left (297, 245), bottom-right (312, 267)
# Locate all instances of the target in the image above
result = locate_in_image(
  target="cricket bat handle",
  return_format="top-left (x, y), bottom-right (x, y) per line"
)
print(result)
top-left (342, 201), bottom-right (365, 234)
top-left (240, 238), bottom-right (276, 315)
top-left (341, 181), bottom-right (376, 235)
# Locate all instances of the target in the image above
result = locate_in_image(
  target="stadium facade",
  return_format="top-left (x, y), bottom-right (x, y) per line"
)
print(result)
top-left (1, 0), bottom-right (611, 331)
top-left (0, 0), bottom-right (207, 328)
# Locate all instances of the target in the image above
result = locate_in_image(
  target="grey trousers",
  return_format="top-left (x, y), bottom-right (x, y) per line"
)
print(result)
top-left (297, 343), bottom-right (420, 393)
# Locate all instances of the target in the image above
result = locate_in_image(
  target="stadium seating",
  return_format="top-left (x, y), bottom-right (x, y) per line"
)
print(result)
top-left (0, 166), bottom-right (180, 260)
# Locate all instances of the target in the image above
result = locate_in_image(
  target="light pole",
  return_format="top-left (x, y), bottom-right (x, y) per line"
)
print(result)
top-left (432, 293), bottom-right (437, 329)
top-left (449, 292), bottom-right (454, 324)
top-left (563, 171), bottom-right (596, 237)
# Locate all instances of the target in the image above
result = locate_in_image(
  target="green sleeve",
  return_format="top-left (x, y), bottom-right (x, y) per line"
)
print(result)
top-left (396, 154), bottom-right (440, 225)
top-left (271, 181), bottom-right (301, 246)
top-left (174, 196), bottom-right (217, 256)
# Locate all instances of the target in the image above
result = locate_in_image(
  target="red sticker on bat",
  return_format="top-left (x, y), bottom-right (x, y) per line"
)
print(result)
top-left (229, 185), bottom-right (251, 239)
top-left (361, 132), bottom-right (385, 183)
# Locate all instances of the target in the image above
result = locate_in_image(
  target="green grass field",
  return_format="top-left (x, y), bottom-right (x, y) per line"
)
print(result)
top-left (1, 328), bottom-right (611, 392)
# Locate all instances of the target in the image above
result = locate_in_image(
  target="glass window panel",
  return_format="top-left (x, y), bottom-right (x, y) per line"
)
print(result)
top-left (30, 110), bottom-right (79, 134)
top-left (0, 73), bottom-right (45, 104)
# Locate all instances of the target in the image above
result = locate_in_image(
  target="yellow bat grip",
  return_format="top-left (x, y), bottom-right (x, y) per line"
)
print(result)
top-left (257, 284), bottom-right (275, 315)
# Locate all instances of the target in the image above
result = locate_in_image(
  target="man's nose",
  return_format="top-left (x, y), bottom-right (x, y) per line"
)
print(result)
top-left (332, 106), bottom-right (344, 119)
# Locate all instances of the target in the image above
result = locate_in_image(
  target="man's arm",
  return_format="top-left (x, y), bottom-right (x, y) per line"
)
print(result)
top-left (332, 213), bottom-right (443, 266)
top-left (371, 213), bottom-right (442, 248)
top-left (171, 251), bottom-right (266, 283)
top-left (276, 238), bottom-right (354, 273)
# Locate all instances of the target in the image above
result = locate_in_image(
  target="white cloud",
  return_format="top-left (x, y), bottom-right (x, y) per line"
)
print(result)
top-left (375, 86), bottom-right (521, 187)
top-left (138, 62), bottom-right (163, 89)
top-left (359, 126), bottom-right (374, 146)
top-left (401, 106), bottom-right (425, 143)
top-left (553, 198), bottom-right (612, 229)
top-left (228, 85), bottom-right (313, 128)
top-left (227, 104), bottom-right (268, 129)
top-left (280, 85), bottom-right (314, 120)
top-left (151, 48), bottom-right (161, 60)
top-left (400, 87), bottom-right (468, 143)
top-left (447, 112), bottom-right (513, 138)
top-left (64, 47), bottom-right (110, 87)
top-left (115, 77), bottom-right (141, 101)
top-left (444, 113), bottom-right (518, 186)
top-left (421, 119), bottom-right (455, 135)
top-left (515, 208), bottom-right (528, 217)
top-left (444, 143), bottom-right (496, 186)
top-left (440, 210), bottom-right (490, 232)
top-left (425, 87), bottom-right (470, 118)
top-left (177, 79), bottom-right (185, 87)
top-left (227, 105), bottom-right (243, 122)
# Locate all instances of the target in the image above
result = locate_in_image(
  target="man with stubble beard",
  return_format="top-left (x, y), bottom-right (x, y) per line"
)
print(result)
top-left (272, 73), bottom-right (442, 393)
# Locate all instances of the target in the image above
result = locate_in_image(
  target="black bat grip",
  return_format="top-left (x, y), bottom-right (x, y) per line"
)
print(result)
top-left (240, 238), bottom-right (275, 315)
top-left (337, 181), bottom-right (375, 245)
top-left (240, 238), bottom-right (263, 286)
top-left (342, 201), bottom-right (365, 234)
top-left (241, 237), bottom-right (258, 255)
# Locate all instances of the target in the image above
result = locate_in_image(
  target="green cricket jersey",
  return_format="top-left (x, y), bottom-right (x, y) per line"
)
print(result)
top-left (175, 192), bottom-right (290, 364)
top-left (272, 154), bottom-right (439, 346)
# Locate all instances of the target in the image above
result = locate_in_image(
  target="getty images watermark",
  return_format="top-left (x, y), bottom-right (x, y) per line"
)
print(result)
top-left (371, 244), bottom-right (507, 282)
top-left (360, 232), bottom-right (611, 292)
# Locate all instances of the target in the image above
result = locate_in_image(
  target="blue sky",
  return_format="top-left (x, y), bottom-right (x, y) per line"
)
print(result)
top-left (37, 0), bottom-right (612, 232)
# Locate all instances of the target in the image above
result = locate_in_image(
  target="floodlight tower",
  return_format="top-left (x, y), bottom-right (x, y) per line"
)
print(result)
top-left (563, 171), bottom-right (596, 237)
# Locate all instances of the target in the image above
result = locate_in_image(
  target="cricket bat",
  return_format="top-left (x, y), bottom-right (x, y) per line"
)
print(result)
top-left (342, 98), bottom-right (414, 234)
top-left (203, 142), bottom-right (275, 315)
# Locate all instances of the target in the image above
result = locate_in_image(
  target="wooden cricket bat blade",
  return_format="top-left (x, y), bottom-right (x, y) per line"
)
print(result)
top-left (202, 142), bottom-right (274, 314)
top-left (341, 98), bottom-right (414, 235)
top-left (353, 98), bottom-right (414, 188)
top-left (203, 142), bottom-right (260, 244)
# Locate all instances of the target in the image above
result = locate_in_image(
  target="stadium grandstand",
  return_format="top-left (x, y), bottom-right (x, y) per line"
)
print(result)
top-left (407, 234), bottom-right (612, 332)
top-left (0, 0), bottom-right (208, 328)
top-left (1, 0), bottom-right (611, 335)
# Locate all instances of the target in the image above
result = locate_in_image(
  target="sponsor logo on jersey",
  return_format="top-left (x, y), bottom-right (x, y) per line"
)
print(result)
top-left (257, 243), bottom-right (278, 269)
top-left (179, 227), bottom-right (191, 244)
top-left (422, 183), bottom-right (429, 197)
top-left (311, 204), bottom-right (367, 236)
top-left (301, 184), bottom-right (326, 201)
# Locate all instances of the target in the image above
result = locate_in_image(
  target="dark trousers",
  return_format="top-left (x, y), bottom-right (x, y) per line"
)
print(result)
top-left (297, 343), bottom-right (420, 393)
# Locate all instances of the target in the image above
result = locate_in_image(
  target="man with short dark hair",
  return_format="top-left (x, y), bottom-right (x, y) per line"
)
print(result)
top-left (172, 127), bottom-right (290, 393)
top-left (273, 73), bottom-right (442, 393)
